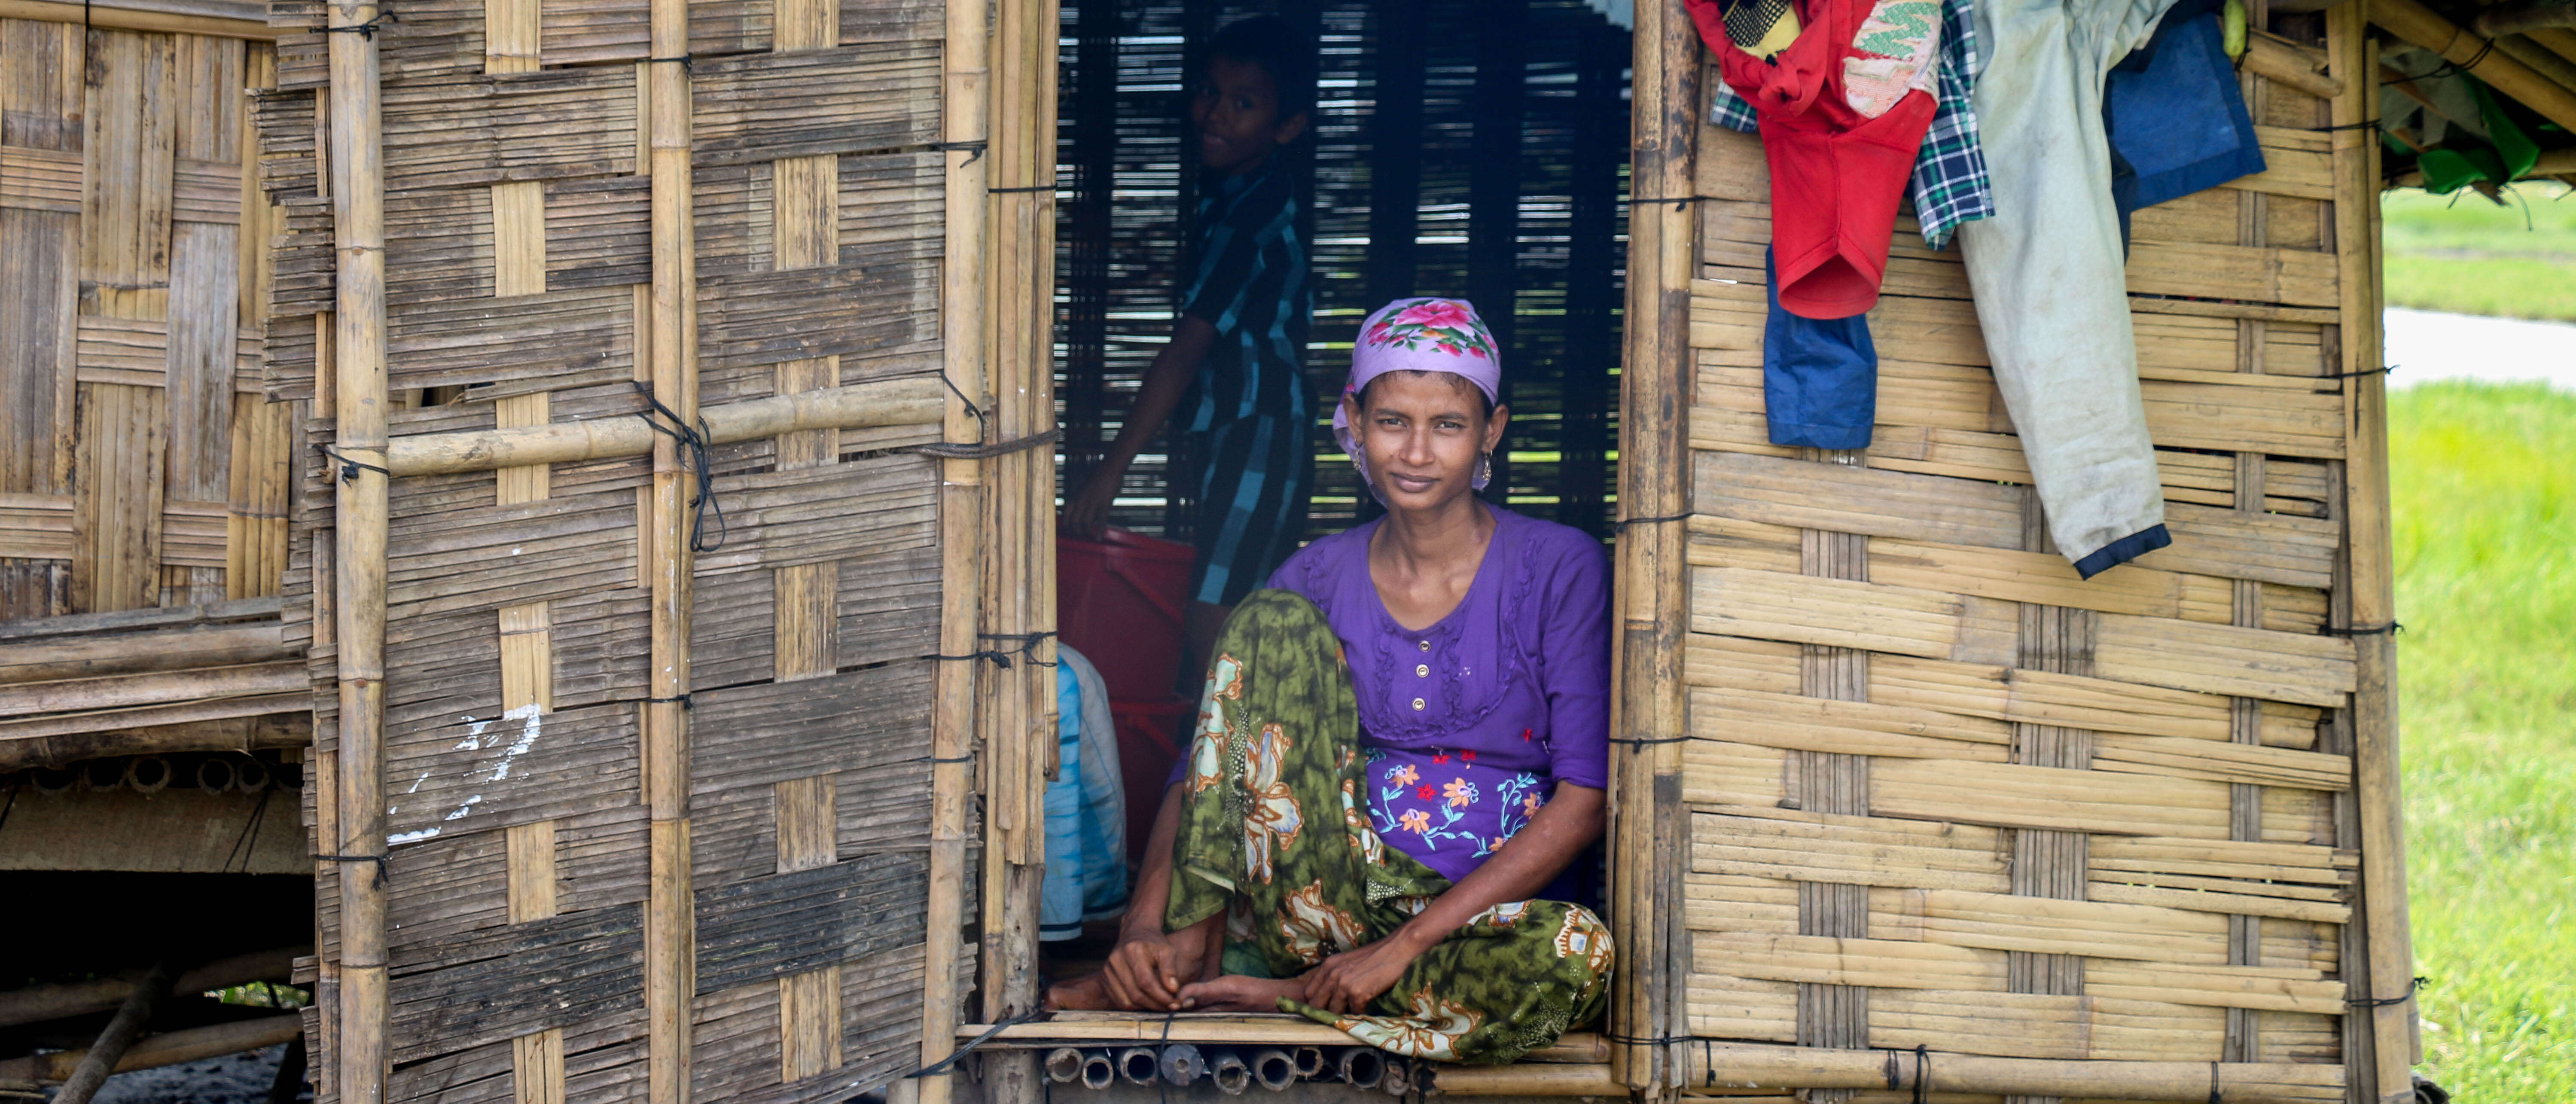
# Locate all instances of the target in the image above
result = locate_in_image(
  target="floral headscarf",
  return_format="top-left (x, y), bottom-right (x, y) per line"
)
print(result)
top-left (1332, 297), bottom-right (1503, 492)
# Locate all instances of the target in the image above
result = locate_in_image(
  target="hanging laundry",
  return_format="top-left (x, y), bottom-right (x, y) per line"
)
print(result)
top-left (1690, 0), bottom-right (1944, 319)
top-left (1761, 247), bottom-right (1879, 449)
top-left (2104, 0), bottom-right (2269, 250)
top-left (1954, 0), bottom-right (2180, 578)
top-left (1710, 0), bottom-right (1993, 250)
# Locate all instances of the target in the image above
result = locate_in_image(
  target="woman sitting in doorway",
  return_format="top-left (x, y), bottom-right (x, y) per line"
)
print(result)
top-left (1048, 298), bottom-right (1613, 1065)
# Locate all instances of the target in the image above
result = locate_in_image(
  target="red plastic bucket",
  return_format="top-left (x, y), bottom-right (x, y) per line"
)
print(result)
top-left (1057, 527), bottom-right (1195, 703)
top-left (1109, 696), bottom-right (1193, 865)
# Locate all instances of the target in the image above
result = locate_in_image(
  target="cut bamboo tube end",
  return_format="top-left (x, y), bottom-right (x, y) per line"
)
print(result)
top-left (1042, 1047), bottom-right (1082, 1083)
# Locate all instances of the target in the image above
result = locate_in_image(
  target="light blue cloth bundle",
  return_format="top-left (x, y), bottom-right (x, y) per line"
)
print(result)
top-left (1041, 646), bottom-right (1129, 940)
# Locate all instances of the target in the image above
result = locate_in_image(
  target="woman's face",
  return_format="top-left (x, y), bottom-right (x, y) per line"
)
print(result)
top-left (1346, 371), bottom-right (1507, 514)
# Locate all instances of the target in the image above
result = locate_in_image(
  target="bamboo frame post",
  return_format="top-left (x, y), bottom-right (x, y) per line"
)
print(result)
top-left (322, 0), bottom-right (392, 1093)
top-left (1613, 0), bottom-right (1699, 1092)
top-left (641, 0), bottom-right (697, 1091)
top-left (974, 0), bottom-right (1059, 1099)
top-left (2329, 2), bottom-right (2413, 1099)
top-left (917, 0), bottom-right (993, 1094)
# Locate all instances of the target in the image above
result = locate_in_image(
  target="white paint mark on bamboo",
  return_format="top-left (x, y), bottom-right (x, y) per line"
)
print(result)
top-left (388, 827), bottom-right (442, 845)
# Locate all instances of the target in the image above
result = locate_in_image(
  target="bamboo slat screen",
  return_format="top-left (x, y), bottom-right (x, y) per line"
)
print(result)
top-left (1618, 0), bottom-right (2408, 1099)
top-left (1051, 0), bottom-right (1632, 542)
top-left (0, 16), bottom-right (292, 620)
top-left (256, 0), bottom-right (990, 1096)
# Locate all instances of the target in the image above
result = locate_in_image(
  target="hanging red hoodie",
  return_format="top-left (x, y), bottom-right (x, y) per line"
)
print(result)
top-left (1687, 0), bottom-right (1943, 319)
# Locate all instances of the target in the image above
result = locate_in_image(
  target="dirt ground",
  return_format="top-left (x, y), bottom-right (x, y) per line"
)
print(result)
top-left (78, 1043), bottom-right (299, 1104)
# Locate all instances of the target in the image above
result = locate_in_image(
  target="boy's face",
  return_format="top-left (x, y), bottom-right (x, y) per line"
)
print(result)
top-left (1191, 54), bottom-right (1307, 176)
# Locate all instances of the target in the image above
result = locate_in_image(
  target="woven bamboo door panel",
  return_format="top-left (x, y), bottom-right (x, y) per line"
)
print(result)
top-left (260, 0), bottom-right (983, 1097)
top-left (1637, 0), bottom-right (2401, 1099)
top-left (0, 18), bottom-right (290, 620)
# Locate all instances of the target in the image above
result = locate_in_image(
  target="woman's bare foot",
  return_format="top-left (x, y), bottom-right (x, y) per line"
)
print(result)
top-left (1174, 973), bottom-right (1306, 1013)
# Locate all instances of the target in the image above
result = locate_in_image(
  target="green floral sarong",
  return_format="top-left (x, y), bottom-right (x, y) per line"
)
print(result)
top-left (1166, 590), bottom-right (1613, 1064)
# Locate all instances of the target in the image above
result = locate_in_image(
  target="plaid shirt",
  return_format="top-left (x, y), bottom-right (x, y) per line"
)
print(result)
top-left (1709, 0), bottom-right (1994, 250)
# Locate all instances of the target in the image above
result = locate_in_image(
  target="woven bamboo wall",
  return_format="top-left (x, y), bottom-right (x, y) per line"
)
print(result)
top-left (1613, 0), bottom-right (2410, 1100)
top-left (256, 0), bottom-right (1049, 1095)
top-left (0, 15), bottom-right (292, 620)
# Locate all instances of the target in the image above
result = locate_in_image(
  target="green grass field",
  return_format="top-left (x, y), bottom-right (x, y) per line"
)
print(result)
top-left (2390, 381), bottom-right (2576, 1099)
top-left (2382, 184), bottom-right (2576, 321)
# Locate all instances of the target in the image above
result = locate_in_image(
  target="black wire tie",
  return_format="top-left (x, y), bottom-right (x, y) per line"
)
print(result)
top-left (1613, 512), bottom-right (1694, 532)
top-left (1607, 735), bottom-right (1692, 747)
top-left (2350, 975), bottom-right (2427, 1007)
top-left (646, 53), bottom-right (692, 68)
top-left (990, 183), bottom-right (1059, 194)
top-left (317, 853), bottom-right (389, 888)
top-left (314, 443), bottom-right (390, 484)
top-left (2320, 622), bottom-right (2402, 636)
top-left (1913, 1045), bottom-right (1929, 1104)
top-left (938, 374), bottom-right (985, 422)
top-left (631, 382), bottom-right (728, 553)
top-left (644, 692), bottom-right (692, 710)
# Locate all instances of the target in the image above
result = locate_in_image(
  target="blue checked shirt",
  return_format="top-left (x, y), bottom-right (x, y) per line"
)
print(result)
top-left (1710, 0), bottom-right (1994, 250)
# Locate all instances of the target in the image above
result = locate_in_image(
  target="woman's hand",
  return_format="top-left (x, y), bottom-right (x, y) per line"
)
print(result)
top-left (1175, 973), bottom-right (1307, 1013)
top-left (1063, 466), bottom-right (1121, 542)
top-left (1100, 923), bottom-right (1204, 1011)
top-left (1297, 932), bottom-right (1428, 1016)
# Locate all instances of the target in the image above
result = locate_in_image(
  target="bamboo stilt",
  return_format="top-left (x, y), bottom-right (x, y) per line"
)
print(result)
top-left (322, 0), bottom-right (392, 1092)
top-left (1612, 0), bottom-right (1700, 1091)
top-left (641, 0), bottom-right (696, 1091)
top-left (917, 0), bottom-right (992, 1093)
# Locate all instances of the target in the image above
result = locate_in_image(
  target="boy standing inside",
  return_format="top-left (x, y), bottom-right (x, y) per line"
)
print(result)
top-left (1063, 17), bottom-right (1315, 684)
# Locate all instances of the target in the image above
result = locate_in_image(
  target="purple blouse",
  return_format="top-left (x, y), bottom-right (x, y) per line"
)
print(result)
top-left (1265, 506), bottom-right (1611, 885)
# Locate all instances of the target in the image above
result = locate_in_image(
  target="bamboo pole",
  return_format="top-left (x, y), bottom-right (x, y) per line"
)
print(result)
top-left (2372, 0), bottom-right (2576, 131)
top-left (0, 1015), bottom-right (305, 1085)
top-left (2241, 33), bottom-right (2344, 97)
top-left (323, 0), bottom-right (392, 1091)
top-left (1611, 0), bottom-right (1700, 1091)
top-left (51, 962), bottom-right (174, 1104)
top-left (1676, 1042), bottom-right (2345, 1104)
top-left (915, 0), bottom-right (992, 1092)
top-left (956, 1023), bottom-right (1607, 1064)
top-left (0, 623), bottom-right (290, 685)
top-left (2329, 3), bottom-right (2415, 1099)
top-left (974, 0), bottom-right (1058, 1098)
top-left (1427, 1062), bottom-right (1628, 1097)
top-left (0, 0), bottom-right (275, 38)
top-left (377, 380), bottom-right (946, 477)
top-left (0, 947), bottom-right (307, 1030)
top-left (642, 0), bottom-right (696, 1090)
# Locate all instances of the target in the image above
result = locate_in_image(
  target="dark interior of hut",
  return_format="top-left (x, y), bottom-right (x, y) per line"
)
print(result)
top-left (1039, 0), bottom-right (1635, 984)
